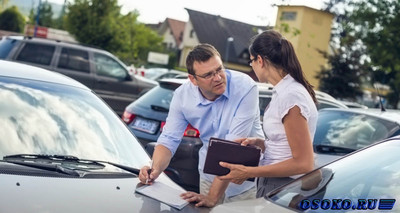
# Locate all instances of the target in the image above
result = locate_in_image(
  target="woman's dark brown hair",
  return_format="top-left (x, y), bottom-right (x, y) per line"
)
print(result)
top-left (249, 30), bottom-right (317, 103)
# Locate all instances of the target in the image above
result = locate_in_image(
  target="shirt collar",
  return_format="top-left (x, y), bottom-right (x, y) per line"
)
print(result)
top-left (273, 74), bottom-right (295, 94)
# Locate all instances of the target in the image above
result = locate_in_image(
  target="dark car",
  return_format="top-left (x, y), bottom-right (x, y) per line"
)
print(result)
top-left (0, 36), bottom-right (157, 115)
top-left (143, 67), bottom-right (189, 81)
top-left (313, 108), bottom-right (400, 166)
top-left (122, 78), bottom-right (348, 192)
top-left (0, 60), bottom-right (206, 213)
top-left (212, 136), bottom-right (400, 212)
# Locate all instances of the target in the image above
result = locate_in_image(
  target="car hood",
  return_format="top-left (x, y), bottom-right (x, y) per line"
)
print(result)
top-left (0, 173), bottom-right (208, 213)
top-left (211, 197), bottom-right (294, 212)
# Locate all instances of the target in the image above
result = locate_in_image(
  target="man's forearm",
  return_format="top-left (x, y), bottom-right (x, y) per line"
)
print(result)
top-left (207, 178), bottom-right (230, 204)
top-left (152, 145), bottom-right (173, 172)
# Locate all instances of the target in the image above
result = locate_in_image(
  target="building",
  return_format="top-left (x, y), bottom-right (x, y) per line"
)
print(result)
top-left (178, 8), bottom-right (269, 79)
top-left (275, 5), bottom-right (334, 89)
top-left (158, 18), bottom-right (186, 50)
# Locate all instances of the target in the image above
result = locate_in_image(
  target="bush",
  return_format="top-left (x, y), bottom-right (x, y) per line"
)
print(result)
top-left (0, 6), bottom-right (25, 33)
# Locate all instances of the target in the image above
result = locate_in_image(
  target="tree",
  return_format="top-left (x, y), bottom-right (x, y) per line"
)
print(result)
top-left (65, 1), bottom-right (164, 65)
top-left (348, 0), bottom-right (400, 108)
top-left (316, 43), bottom-right (367, 100)
top-left (0, 6), bottom-right (25, 33)
top-left (316, 0), bottom-right (374, 102)
top-left (116, 11), bottom-right (164, 65)
top-left (29, 0), bottom-right (55, 28)
top-left (65, 0), bottom-right (125, 53)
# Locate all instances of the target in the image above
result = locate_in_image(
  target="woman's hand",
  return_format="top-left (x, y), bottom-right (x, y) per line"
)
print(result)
top-left (217, 162), bottom-right (250, 184)
top-left (234, 137), bottom-right (265, 152)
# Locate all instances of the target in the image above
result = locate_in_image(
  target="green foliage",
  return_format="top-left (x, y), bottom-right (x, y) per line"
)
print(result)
top-left (316, 46), bottom-right (366, 100)
top-left (65, 2), bottom-right (164, 66)
top-left (276, 23), bottom-right (301, 38)
top-left (348, 0), bottom-right (400, 108)
top-left (29, 1), bottom-right (55, 28)
top-left (0, 6), bottom-right (25, 32)
top-left (115, 11), bottom-right (164, 65)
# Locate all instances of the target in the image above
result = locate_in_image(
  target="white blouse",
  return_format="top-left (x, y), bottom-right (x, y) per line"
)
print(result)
top-left (261, 74), bottom-right (318, 177)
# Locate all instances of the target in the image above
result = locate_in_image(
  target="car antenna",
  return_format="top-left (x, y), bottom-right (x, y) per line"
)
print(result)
top-left (374, 83), bottom-right (386, 112)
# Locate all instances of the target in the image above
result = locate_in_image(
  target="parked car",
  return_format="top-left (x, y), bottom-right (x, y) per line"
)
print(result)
top-left (0, 36), bottom-right (157, 115)
top-left (0, 60), bottom-right (202, 212)
top-left (313, 108), bottom-right (400, 166)
top-left (339, 100), bottom-right (369, 109)
top-left (212, 136), bottom-right (400, 212)
top-left (122, 77), bottom-right (348, 192)
top-left (144, 68), bottom-right (188, 81)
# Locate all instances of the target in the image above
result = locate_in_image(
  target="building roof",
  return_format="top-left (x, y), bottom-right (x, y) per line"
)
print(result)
top-left (165, 18), bottom-right (186, 47)
top-left (185, 8), bottom-right (270, 65)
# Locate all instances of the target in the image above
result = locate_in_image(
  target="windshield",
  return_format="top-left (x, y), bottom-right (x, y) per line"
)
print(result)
top-left (134, 85), bottom-right (174, 110)
top-left (0, 37), bottom-right (17, 59)
top-left (0, 76), bottom-right (149, 169)
top-left (313, 110), bottom-right (399, 151)
top-left (268, 139), bottom-right (400, 212)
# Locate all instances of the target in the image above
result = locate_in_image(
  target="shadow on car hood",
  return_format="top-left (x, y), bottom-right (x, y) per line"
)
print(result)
top-left (0, 173), bottom-right (209, 213)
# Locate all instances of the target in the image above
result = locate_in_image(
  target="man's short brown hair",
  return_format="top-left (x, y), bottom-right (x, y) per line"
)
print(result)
top-left (186, 43), bottom-right (221, 75)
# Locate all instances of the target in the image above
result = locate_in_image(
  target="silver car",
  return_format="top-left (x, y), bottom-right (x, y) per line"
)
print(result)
top-left (0, 60), bottom-right (206, 212)
top-left (213, 136), bottom-right (400, 212)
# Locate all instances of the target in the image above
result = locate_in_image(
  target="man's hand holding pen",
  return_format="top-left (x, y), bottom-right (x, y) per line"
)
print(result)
top-left (139, 160), bottom-right (158, 185)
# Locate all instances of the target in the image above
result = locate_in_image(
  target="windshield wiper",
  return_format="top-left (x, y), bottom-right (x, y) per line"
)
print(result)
top-left (2, 156), bottom-right (80, 176)
top-left (314, 145), bottom-right (356, 154)
top-left (3, 154), bottom-right (140, 175)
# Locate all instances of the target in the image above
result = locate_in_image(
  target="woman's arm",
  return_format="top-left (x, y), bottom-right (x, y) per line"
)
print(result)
top-left (219, 106), bottom-right (314, 181)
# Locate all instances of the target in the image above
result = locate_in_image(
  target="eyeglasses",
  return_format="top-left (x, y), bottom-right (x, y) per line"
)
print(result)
top-left (248, 58), bottom-right (257, 66)
top-left (194, 67), bottom-right (225, 80)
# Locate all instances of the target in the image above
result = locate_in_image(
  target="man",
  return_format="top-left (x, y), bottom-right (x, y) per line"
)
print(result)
top-left (139, 43), bottom-right (264, 207)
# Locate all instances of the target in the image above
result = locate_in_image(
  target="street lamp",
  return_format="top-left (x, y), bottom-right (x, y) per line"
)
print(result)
top-left (224, 37), bottom-right (234, 65)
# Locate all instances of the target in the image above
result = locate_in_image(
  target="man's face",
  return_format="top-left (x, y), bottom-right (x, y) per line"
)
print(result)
top-left (188, 55), bottom-right (227, 101)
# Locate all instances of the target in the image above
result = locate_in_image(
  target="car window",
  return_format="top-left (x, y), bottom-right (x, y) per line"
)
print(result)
top-left (93, 53), bottom-right (127, 79)
top-left (0, 37), bottom-right (17, 59)
top-left (135, 86), bottom-right (174, 110)
top-left (16, 43), bottom-right (55, 65)
top-left (57, 48), bottom-right (90, 73)
top-left (314, 110), bottom-right (398, 150)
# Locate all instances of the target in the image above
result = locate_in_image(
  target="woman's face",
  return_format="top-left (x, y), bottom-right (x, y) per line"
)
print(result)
top-left (250, 54), bottom-right (268, 83)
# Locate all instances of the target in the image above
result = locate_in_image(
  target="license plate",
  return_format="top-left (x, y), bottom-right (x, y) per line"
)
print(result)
top-left (131, 117), bottom-right (159, 134)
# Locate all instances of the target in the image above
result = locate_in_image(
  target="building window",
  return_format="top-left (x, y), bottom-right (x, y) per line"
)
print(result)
top-left (281, 11), bottom-right (297, 21)
top-left (190, 30), bottom-right (194, 38)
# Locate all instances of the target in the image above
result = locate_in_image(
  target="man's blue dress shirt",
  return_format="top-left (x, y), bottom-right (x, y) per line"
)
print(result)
top-left (157, 69), bottom-right (264, 197)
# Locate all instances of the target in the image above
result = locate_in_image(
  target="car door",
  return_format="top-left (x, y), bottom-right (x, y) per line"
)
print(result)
top-left (53, 47), bottom-right (95, 89)
top-left (92, 52), bottom-right (140, 115)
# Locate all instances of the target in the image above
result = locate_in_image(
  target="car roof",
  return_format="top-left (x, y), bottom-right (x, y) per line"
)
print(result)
top-left (319, 107), bottom-right (400, 123)
top-left (0, 60), bottom-right (88, 90)
top-left (5, 36), bottom-right (111, 55)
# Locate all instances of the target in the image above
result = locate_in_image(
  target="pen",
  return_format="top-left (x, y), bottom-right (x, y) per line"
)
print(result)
top-left (145, 160), bottom-right (153, 184)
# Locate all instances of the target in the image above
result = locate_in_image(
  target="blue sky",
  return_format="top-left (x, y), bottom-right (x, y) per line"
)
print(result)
top-left (48, 0), bottom-right (327, 26)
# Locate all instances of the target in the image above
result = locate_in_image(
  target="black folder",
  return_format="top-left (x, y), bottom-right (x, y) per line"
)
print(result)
top-left (203, 137), bottom-right (261, 181)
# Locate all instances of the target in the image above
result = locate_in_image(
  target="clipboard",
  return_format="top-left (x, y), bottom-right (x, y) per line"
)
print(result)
top-left (135, 182), bottom-right (189, 210)
top-left (203, 137), bottom-right (261, 181)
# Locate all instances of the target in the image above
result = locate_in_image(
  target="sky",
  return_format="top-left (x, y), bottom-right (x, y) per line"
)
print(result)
top-left (48, 0), bottom-right (327, 26)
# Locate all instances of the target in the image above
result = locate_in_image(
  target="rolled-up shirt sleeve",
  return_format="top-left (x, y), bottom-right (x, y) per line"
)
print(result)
top-left (156, 92), bottom-right (188, 156)
top-left (225, 85), bottom-right (262, 141)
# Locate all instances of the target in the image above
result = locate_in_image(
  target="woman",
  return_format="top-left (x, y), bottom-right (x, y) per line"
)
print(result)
top-left (218, 30), bottom-right (318, 198)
